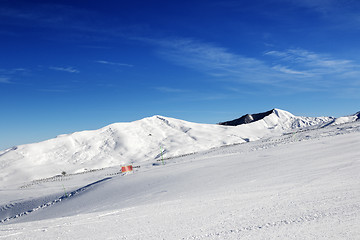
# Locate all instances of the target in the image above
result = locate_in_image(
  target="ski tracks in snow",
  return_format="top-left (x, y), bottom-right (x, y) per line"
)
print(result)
top-left (183, 204), bottom-right (360, 239)
top-left (0, 177), bottom-right (112, 223)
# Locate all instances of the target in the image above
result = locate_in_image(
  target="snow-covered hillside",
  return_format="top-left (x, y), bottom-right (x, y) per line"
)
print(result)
top-left (1, 117), bottom-right (359, 239)
top-left (0, 109), bottom-right (335, 186)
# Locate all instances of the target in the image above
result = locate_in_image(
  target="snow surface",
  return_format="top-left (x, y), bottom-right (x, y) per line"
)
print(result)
top-left (0, 109), bottom-right (334, 187)
top-left (0, 114), bottom-right (360, 239)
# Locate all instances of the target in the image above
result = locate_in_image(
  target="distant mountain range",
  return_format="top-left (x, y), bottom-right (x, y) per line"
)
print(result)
top-left (0, 108), bottom-right (358, 185)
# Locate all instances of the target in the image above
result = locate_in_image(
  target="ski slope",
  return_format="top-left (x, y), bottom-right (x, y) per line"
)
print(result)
top-left (1, 119), bottom-right (359, 239)
top-left (0, 109), bottom-right (334, 187)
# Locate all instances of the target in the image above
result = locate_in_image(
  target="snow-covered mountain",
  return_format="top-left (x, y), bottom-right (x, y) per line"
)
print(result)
top-left (1, 115), bottom-right (360, 239)
top-left (0, 108), bottom-right (344, 185)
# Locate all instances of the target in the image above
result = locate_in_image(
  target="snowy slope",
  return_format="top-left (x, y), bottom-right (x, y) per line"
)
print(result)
top-left (1, 120), bottom-right (359, 239)
top-left (0, 109), bottom-right (335, 186)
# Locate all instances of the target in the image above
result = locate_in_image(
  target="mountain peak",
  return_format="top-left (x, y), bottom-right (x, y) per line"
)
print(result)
top-left (355, 111), bottom-right (360, 119)
top-left (219, 109), bottom-right (277, 126)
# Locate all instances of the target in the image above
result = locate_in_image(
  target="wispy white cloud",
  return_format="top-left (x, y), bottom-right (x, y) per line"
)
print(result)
top-left (272, 65), bottom-right (312, 76)
top-left (151, 38), bottom-right (280, 85)
top-left (265, 49), bottom-right (358, 75)
top-left (95, 60), bottom-right (133, 67)
top-left (144, 37), bottom-right (359, 95)
top-left (0, 68), bottom-right (27, 74)
top-left (280, 0), bottom-right (360, 29)
top-left (0, 77), bottom-right (12, 84)
top-left (0, 68), bottom-right (28, 84)
top-left (149, 38), bottom-right (329, 89)
top-left (264, 48), bottom-right (360, 96)
top-left (264, 50), bottom-right (288, 57)
top-left (49, 66), bottom-right (79, 73)
top-left (154, 87), bottom-right (189, 93)
top-left (282, 49), bottom-right (352, 67)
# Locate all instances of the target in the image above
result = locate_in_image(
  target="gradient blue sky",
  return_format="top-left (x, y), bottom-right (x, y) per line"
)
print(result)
top-left (1, 0), bottom-right (360, 150)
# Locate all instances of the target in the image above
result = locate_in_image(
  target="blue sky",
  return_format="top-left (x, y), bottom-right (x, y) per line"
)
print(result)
top-left (1, 0), bottom-right (360, 150)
